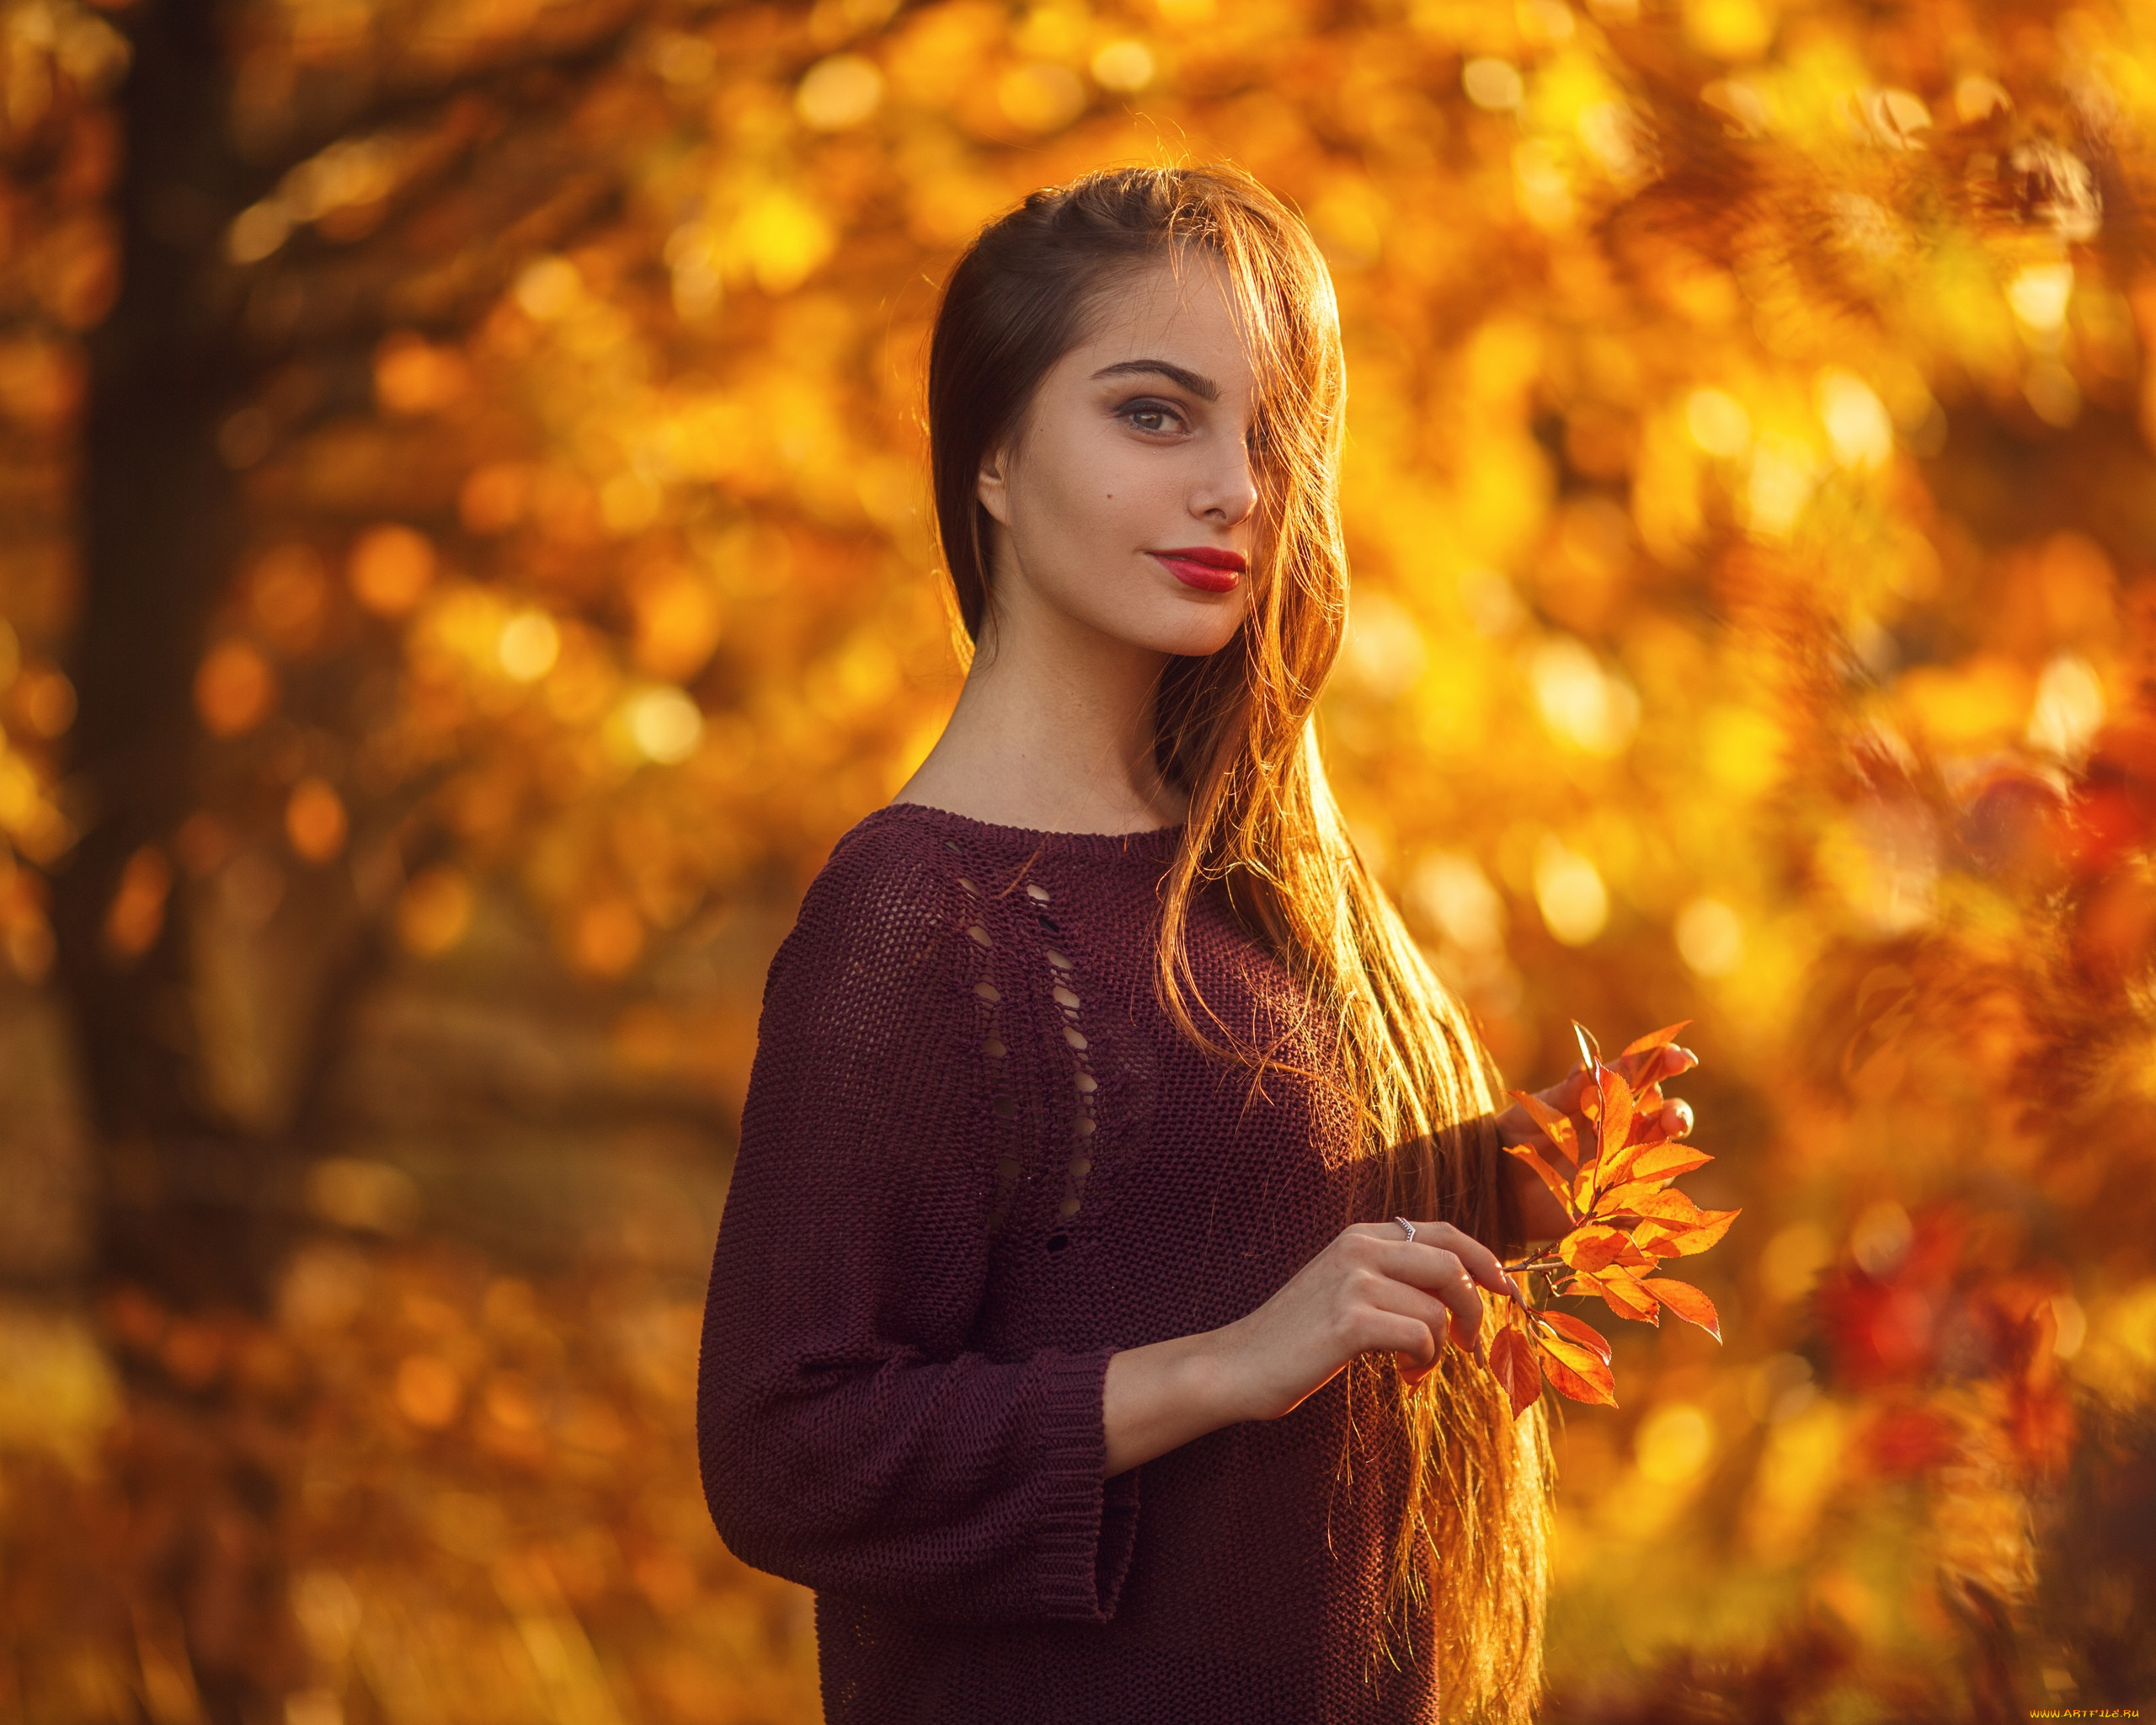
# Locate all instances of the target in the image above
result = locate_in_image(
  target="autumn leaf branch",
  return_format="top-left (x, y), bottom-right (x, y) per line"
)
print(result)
top-left (1483, 1021), bottom-right (1740, 1418)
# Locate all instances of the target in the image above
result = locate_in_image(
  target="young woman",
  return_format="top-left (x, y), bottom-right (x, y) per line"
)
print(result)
top-left (697, 165), bottom-right (1693, 1724)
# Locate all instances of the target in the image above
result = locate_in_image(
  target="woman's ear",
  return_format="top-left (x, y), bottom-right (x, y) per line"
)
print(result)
top-left (976, 440), bottom-right (1012, 527)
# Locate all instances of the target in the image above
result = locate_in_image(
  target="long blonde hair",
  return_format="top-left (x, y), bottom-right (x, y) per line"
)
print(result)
top-left (929, 163), bottom-right (1553, 1722)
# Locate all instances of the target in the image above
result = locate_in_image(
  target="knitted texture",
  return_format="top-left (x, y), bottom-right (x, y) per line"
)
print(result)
top-left (697, 802), bottom-right (1442, 1723)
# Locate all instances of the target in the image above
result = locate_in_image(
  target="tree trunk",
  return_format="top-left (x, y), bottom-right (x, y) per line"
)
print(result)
top-left (56, 0), bottom-right (270, 1304)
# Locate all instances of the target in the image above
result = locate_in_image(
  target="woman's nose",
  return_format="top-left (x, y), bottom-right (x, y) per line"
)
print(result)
top-left (1194, 447), bottom-right (1258, 526)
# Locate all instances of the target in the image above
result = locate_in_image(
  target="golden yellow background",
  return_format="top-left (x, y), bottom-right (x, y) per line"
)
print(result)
top-left (2, 0), bottom-right (2153, 1717)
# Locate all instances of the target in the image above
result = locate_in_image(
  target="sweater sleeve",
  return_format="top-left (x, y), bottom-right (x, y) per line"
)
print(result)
top-left (696, 823), bottom-right (1137, 1626)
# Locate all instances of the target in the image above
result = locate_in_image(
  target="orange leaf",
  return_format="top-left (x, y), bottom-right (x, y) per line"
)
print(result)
top-left (1502, 1140), bottom-right (1578, 1224)
top-left (1630, 1220), bottom-right (1689, 1258)
top-left (1593, 1069), bottom-right (1636, 1172)
top-left (1592, 1178), bottom-right (1665, 1215)
top-left (1506, 1089), bottom-right (1579, 1167)
top-left (1536, 1310), bottom-right (1613, 1364)
top-left (1620, 1188), bottom-right (1706, 1226)
top-left (1539, 1344), bottom-right (1619, 1407)
top-left (1536, 1329), bottom-right (1618, 1398)
top-left (1558, 1226), bottom-right (1652, 1274)
top-left (1487, 1325), bottom-right (1542, 1418)
top-left (1622, 1142), bottom-right (1713, 1183)
top-left (1641, 1277), bottom-right (1722, 1341)
top-left (1620, 1021), bottom-right (1693, 1059)
top-left (1652, 1207), bottom-right (1741, 1257)
top-left (1589, 1266), bottom-right (1662, 1324)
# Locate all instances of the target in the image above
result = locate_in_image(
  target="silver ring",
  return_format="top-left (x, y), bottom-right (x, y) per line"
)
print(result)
top-left (1394, 1216), bottom-right (1417, 1245)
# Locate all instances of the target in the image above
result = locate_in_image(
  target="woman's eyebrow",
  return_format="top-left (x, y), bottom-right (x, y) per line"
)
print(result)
top-left (1091, 359), bottom-right (1219, 402)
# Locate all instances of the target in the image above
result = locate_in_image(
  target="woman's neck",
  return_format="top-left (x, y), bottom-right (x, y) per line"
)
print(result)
top-left (893, 601), bottom-right (1190, 836)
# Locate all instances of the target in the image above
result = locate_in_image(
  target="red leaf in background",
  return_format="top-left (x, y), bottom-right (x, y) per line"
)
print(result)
top-left (1487, 1325), bottom-right (1542, 1418)
top-left (1815, 1269), bottom-right (1936, 1391)
top-left (1641, 1277), bottom-right (1721, 1341)
top-left (1538, 1310), bottom-right (1613, 1363)
top-left (2009, 1379), bottom-right (2077, 1477)
top-left (1863, 1404), bottom-right (1961, 1476)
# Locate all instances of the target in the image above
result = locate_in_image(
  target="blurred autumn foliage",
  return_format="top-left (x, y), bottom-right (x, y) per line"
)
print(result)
top-left (5, 0), bottom-right (2156, 1718)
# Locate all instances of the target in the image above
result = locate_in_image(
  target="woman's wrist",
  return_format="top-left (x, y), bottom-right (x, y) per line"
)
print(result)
top-left (1101, 1326), bottom-right (1246, 1478)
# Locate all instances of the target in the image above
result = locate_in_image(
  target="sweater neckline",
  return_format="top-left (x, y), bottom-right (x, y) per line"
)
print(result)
top-left (869, 799), bottom-right (1185, 862)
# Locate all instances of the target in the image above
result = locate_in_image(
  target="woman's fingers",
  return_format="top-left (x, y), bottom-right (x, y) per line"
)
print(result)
top-left (1385, 1223), bottom-right (1516, 1300)
top-left (1661, 1097), bottom-right (1695, 1138)
top-left (1368, 1273), bottom-right (1480, 1367)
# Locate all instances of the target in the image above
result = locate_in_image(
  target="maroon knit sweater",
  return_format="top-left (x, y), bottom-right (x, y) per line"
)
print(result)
top-left (697, 803), bottom-right (1446, 1722)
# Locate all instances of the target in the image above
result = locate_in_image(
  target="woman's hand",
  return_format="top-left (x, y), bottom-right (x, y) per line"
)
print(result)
top-left (1494, 1040), bottom-right (1700, 1245)
top-left (1102, 1220), bottom-right (1518, 1476)
top-left (1215, 1220), bottom-right (1521, 1406)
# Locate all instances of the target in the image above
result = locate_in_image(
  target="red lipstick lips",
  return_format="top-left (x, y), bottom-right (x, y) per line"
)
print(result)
top-left (1152, 547), bottom-right (1246, 593)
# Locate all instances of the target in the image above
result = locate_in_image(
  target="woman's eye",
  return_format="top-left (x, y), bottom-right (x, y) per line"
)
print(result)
top-left (1121, 402), bottom-right (1183, 434)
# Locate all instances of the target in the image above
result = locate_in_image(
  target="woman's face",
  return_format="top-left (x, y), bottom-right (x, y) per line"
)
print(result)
top-left (976, 253), bottom-right (1259, 660)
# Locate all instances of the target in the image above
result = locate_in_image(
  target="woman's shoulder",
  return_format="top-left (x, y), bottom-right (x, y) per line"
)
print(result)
top-left (789, 804), bottom-right (969, 953)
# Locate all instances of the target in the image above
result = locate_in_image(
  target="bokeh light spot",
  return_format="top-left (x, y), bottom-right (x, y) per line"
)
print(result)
top-left (101, 846), bottom-right (171, 962)
top-left (1684, 387), bottom-right (1750, 457)
top-left (1817, 368), bottom-right (1892, 468)
top-left (393, 1356), bottom-right (461, 1429)
top-left (1760, 1222), bottom-right (1833, 1303)
top-left (797, 54), bottom-right (884, 129)
top-left (349, 524), bottom-right (435, 616)
top-left (1850, 1200), bottom-right (1913, 1277)
top-left (625, 686), bottom-right (704, 764)
top-left (1462, 56), bottom-right (1524, 111)
top-left (1091, 40), bottom-right (1155, 91)
top-left (997, 62), bottom-right (1086, 131)
top-left (195, 640), bottom-right (277, 738)
top-left (497, 611), bottom-right (561, 683)
top-left (1636, 1402), bottom-right (1716, 1485)
top-left (1534, 836), bottom-right (1609, 944)
top-left (286, 779), bottom-right (349, 864)
top-left (397, 867), bottom-right (473, 958)
top-left (1675, 896), bottom-right (1744, 975)
top-left (2007, 263), bottom-right (2073, 333)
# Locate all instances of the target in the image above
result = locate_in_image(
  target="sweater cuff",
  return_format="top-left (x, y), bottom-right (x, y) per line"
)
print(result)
top-left (1028, 1347), bottom-right (1139, 1622)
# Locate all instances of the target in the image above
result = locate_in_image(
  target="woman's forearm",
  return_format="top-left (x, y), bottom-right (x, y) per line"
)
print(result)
top-left (1101, 1329), bottom-right (1245, 1478)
